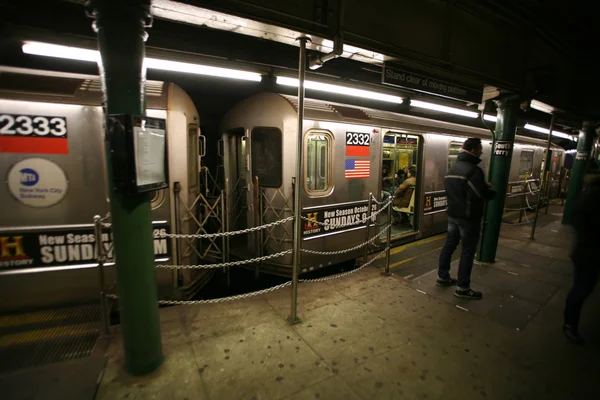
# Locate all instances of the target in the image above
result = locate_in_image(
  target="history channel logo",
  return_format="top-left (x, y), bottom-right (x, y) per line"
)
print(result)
top-left (19, 168), bottom-right (39, 186)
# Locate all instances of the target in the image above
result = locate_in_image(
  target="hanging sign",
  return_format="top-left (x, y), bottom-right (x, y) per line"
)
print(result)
top-left (0, 113), bottom-right (68, 154)
top-left (302, 202), bottom-right (378, 238)
top-left (493, 141), bottom-right (513, 157)
top-left (0, 225), bottom-right (170, 270)
top-left (382, 64), bottom-right (483, 104)
top-left (7, 157), bottom-right (69, 208)
top-left (423, 191), bottom-right (447, 215)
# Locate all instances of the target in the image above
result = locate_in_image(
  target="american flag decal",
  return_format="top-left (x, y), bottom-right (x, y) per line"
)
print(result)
top-left (345, 159), bottom-right (370, 179)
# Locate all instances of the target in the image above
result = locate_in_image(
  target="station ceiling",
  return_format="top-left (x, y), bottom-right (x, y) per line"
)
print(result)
top-left (0, 0), bottom-right (597, 148)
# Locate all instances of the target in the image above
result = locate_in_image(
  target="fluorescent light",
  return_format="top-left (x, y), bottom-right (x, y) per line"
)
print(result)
top-left (530, 100), bottom-right (556, 114)
top-left (410, 100), bottom-right (478, 118)
top-left (566, 149), bottom-right (577, 154)
top-left (23, 41), bottom-right (262, 82)
top-left (145, 58), bottom-right (261, 81)
top-left (483, 114), bottom-right (497, 122)
top-left (23, 42), bottom-right (100, 62)
top-left (276, 76), bottom-right (403, 104)
top-left (524, 123), bottom-right (574, 140)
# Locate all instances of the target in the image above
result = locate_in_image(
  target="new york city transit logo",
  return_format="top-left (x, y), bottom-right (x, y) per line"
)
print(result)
top-left (19, 168), bottom-right (39, 186)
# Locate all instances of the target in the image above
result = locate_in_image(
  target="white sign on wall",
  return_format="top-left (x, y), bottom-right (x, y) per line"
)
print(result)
top-left (7, 157), bottom-right (69, 208)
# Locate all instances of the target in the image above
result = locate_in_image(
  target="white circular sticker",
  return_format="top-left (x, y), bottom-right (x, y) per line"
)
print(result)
top-left (7, 158), bottom-right (69, 208)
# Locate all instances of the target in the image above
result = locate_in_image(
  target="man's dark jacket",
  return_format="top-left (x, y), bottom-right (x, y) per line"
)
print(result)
top-left (571, 173), bottom-right (600, 262)
top-left (444, 150), bottom-right (496, 220)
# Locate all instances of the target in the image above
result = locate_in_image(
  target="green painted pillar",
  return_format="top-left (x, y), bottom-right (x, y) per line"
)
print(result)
top-left (477, 95), bottom-right (520, 263)
top-left (562, 122), bottom-right (597, 225)
top-left (89, 0), bottom-right (163, 375)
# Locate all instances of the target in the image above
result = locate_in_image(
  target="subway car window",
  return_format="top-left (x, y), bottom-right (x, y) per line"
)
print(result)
top-left (519, 150), bottom-right (534, 177)
top-left (447, 142), bottom-right (462, 170)
top-left (251, 127), bottom-right (282, 188)
top-left (305, 130), bottom-right (332, 195)
top-left (187, 125), bottom-right (198, 191)
top-left (382, 132), bottom-right (421, 235)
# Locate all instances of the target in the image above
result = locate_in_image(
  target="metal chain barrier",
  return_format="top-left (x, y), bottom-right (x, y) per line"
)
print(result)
top-left (160, 216), bottom-right (294, 239)
top-left (95, 196), bottom-right (394, 309)
top-left (301, 225), bottom-right (391, 256)
top-left (300, 247), bottom-right (389, 283)
top-left (300, 198), bottom-right (393, 229)
top-left (103, 247), bottom-right (389, 305)
top-left (156, 249), bottom-right (292, 269)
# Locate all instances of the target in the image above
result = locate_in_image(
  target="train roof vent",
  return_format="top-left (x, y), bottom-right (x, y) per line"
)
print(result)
top-left (328, 104), bottom-right (371, 121)
top-left (0, 72), bottom-right (83, 96)
top-left (146, 81), bottom-right (164, 97)
top-left (364, 109), bottom-right (407, 123)
top-left (77, 79), bottom-right (163, 96)
top-left (280, 94), bottom-right (335, 114)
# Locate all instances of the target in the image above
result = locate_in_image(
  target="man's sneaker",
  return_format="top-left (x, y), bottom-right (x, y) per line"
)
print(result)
top-left (454, 289), bottom-right (483, 300)
top-left (563, 324), bottom-right (585, 345)
top-left (436, 277), bottom-right (458, 287)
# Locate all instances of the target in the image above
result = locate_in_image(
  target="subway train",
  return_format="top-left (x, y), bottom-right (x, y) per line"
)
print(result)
top-left (0, 66), bottom-right (565, 311)
top-left (0, 66), bottom-right (211, 311)
top-left (221, 92), bottom-right (565, 276)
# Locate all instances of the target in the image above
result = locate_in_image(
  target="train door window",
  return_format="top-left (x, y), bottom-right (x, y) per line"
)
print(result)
top-left (251, 127), bottom-right (282, 188)
top-left (305, 130), bottom-right (333, 195)
top-left (519, 150), bottom-right (534, 178)
top-left (551, 151), bottom-right (561, 174)
top-left (383, 132), bottom-right (421, 236)
top-left (447, 142), bottom-right (462, 170)
top-left (187, 124), bottom-right (199, 191)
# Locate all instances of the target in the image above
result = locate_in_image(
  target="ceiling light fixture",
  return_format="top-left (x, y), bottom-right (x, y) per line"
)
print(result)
top-left (524, 123), bottom-right (574, 140)
top-left (529, 100), bottom-right (556, 114)
top-left (276, 76), bottom-right (403, 104)
top-left (410, 100), bottom-right (479, 118)
top-left (22, 41), bottom-right (262, 82)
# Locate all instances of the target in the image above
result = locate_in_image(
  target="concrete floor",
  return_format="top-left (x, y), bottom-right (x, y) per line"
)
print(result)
top-left (97, 206), bottom-right (599, 400)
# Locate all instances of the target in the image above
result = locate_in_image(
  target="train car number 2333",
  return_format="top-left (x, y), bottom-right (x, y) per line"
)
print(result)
top-left (346, 132), bottom-right (370, 146)
top-left (0, 114), bottom-right (68, 137)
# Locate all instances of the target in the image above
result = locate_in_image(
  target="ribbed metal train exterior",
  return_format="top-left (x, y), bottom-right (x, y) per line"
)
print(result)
top-left (0, 67), bottom-right (565, 312)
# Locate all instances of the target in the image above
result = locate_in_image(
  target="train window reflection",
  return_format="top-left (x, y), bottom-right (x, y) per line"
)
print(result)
top-left (447, 142), bottom-right (462, 170)
top-left (251, 127), bottom-right (283, 188)
top-left (305, 130), bottom-right (333, 195)
top-left (187, 125), bottom-right (198, 191)
top-left (519, 150), bottom-right (534, 177)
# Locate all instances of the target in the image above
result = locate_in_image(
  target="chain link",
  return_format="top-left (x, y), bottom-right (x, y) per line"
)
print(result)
top-left (502, 220), bottom-right (533, 226)
top-left (104, 281), bottom-right (293, 304)
top-left (156, 249), bottom-right (292, 270)
top-left (160, 216), bottom-right (294, 239)
top-left (301, 225), bottom-right (391, 256)
top-left (299, 247), bottom-right (389, 283)
top-left (300, 198), bottom-right (393, 229)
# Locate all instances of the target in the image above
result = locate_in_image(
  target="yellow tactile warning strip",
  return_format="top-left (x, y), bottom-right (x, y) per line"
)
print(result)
top-left (0, 304), bottom-right (101, 373)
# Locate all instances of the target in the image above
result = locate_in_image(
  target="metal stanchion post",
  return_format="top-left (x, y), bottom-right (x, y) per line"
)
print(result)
top-left (94, 215), bottom-right (110, 337)
top-left (531, 113), bottom-right (555, 240)
top-left (364, 193), bottom-right (372, 264)
top-left (288, 36), bottom-right (309, 325)
top-left (384, 199), bottom-right (392, 275)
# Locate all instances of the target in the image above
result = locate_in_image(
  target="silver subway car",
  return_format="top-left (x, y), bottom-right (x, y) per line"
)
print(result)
top-left (220, 93), bottom-right (565, 275)
top-left (0, 67), bottom-right (210, 312)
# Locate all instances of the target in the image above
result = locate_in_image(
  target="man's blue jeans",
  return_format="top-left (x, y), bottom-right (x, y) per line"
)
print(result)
top-left (438, 217), bottom-right (481, 290)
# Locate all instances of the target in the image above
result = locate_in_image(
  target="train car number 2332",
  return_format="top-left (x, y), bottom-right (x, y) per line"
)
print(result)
top-left (0, 114), bottom-right (68, 137)
top-left (346, 132), bottom-right (370, 146)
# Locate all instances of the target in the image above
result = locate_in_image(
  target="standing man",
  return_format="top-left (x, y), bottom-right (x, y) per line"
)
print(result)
top-left (563, 165), bottom-right (600, 345)
top-left (437, 138), bottom-right (496, 299)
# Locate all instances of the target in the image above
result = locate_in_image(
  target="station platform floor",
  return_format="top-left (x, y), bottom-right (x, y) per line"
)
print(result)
top-left (91, 203), bottom-right (599, 400)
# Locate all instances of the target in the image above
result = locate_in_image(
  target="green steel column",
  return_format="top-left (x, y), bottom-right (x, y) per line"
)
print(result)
top-left (477, 95), bottom-right (520, 263)
top-left (89, 0), bottom-right (163, 375)
top-left (562, 122), bottom-right (597, 225)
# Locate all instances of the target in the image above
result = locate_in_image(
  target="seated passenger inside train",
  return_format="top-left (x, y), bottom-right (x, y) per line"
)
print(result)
top-left (393, 166), bottom-right (416, 225)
